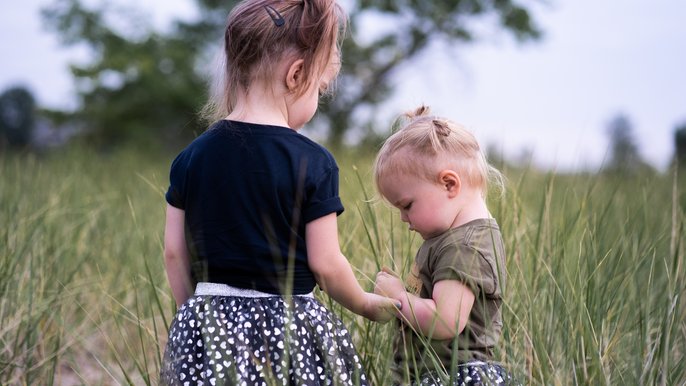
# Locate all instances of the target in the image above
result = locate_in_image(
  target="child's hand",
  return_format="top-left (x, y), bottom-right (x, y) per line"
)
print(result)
top-left (374, 266), bottom-right (405, 300)
top-left (362, 292), bottom-right (401, 323)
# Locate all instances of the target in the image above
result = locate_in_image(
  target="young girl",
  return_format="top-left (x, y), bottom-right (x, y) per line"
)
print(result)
top-left (373, 106), bottom-right (516, 385)
top-left (160, 1), bottom-right (398, 384)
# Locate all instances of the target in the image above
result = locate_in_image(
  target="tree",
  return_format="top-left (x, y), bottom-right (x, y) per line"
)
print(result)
top-left (43, 0), bottom-right (541, 147)
top-left (673, 121), bottom-right (686, 167)
top-left (0, 86), bottom-right (36, 149)
top-left (603, 113), bottom-right (651, 175)
top-left (42, 0), bottom-right (209, 147)
top-left (672, 122), bottom-right (686, 211)
top-left (323, 0), bottom-right (541, 147)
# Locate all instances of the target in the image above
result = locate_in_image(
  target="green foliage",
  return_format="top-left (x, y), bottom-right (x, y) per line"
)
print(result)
top-left (1, 146), bottom-right (169, 384)
top-left (42, 0), bottom-right (208, 147)
top-left (41, 0), bottom-right (541, 148)
top-left (0, 86), bottom-right (36, 149)
top-left (493, 167), bottom-right (685, 384)
top-left (320, 0), bottom-right (541, 146)
top-left (603, 113), bottom-right (653, 176)
top-left (674, 121), bottom-right (686, 166)
top-left (2, 146), bottom-right (685, 384)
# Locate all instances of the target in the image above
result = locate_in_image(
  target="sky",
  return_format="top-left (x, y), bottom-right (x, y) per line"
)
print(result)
top-left (1, 0), bottom-right (685, 171)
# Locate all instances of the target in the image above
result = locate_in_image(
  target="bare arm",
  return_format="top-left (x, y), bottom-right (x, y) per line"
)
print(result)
top-left (375, 269), bottom-right (475, 340)
top-left (306, 213), bottom-right (398, 322)
top-left (164, 204), bottom-right (194, 307)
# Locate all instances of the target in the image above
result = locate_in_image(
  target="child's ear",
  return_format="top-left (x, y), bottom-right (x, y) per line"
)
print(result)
top-left (438, 170), bottom-right (461, 198)
top-left (285, 59), bottom-right (305, 91)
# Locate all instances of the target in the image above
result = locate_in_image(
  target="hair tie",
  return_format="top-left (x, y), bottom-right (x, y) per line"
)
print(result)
top-left (432, 119), bottom-right (451, 137)
top-left (264, 5), bottom-right (285, 27)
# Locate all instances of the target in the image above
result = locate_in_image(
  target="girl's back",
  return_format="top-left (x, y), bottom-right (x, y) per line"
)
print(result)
top-left (160, 1), bottom-right (397, 384)
top-left (167, 120), bottom-right (342, 294)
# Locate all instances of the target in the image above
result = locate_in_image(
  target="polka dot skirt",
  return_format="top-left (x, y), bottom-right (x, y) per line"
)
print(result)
top-left (160, 284), bottom-right (369, 386)
top-left (412, 362), bottom-right (518, 386)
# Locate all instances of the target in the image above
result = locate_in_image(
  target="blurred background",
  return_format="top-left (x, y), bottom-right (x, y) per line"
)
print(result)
top-left (2, 2), bottom-right (686, 384)
top-left (1, 0), bottom-right (685, 170)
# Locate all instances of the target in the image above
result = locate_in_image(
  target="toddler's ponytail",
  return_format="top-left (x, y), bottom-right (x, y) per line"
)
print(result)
top-left (375, 105), bottom-right (504, 197)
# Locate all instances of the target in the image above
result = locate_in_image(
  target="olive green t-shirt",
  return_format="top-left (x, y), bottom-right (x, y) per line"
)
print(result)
top-left (392, 218), bottom-right (507, 382)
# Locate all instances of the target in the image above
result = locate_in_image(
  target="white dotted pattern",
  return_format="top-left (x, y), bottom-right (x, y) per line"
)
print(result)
top-left (161, 295), bottom-right (368, 386)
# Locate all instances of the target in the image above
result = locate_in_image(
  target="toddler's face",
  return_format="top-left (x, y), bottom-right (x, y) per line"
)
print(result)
top-left (378, 172), bottom-right (456, 240)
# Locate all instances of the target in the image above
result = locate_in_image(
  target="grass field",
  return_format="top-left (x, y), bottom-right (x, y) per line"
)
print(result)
top-left (1, 145), bottom-right (684, 385)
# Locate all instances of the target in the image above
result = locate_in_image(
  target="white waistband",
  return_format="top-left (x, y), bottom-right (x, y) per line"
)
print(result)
top-left (460, 361), bottom-right (489, 367)
top-left (194, 282), bottom-right (314, 298)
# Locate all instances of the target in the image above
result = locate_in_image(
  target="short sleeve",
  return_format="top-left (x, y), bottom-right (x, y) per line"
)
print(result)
top-left (165, 151), bottom-right (189, 209)
top-left (431, 243), bottom-right (497, 296)
top-left (302, 166), bottom-right (344, 223)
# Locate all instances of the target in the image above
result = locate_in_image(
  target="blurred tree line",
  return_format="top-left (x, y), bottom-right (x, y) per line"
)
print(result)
top-left (34, 0), bottom-right (541, 149)
top-left (602, 113), bottom-right (654, 175)
top-left (0, 87), bottom-right (35, 149)
top-left (2, 0), bottom-right (684, 175)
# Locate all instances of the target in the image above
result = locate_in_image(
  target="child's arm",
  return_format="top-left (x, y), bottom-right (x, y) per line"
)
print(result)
top-left (306, 213), bottom-right (399, 322)
top-left (164, 204), bottom-right (194, 307)
top-left (375, 268), bottom-right (475, 340)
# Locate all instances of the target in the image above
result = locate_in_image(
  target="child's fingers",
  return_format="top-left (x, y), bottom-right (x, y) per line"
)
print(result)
top-left (375, 270), bottom-right (390, 284)
top-left (374, 296), bottom-right (402, 323)
top-left (373, 278), bottom-right (387, 296)
top-left (377, 293), bottom-right (402, 312)
top-left (381, 266), bottom-right (398, 276)
top-left (373, 284), bottom-right (383, 295)
top-left (388, 297), bottom-right (402, 311)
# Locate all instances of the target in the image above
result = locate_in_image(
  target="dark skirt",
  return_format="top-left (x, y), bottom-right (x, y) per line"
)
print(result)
top-left (411, 362), bottom-right (518, 386)
top-left (160, 283), bottom-right (369, 386)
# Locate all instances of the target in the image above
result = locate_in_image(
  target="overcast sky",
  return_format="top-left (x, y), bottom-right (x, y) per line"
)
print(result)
top-left (2, 0), bottom-right (685, 171)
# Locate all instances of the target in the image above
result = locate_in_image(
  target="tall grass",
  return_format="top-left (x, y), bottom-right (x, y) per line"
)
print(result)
top-left (1, 146), bottom-right (684, 385)
top-left (1, 147), bottom-right (169, 385)
top-left (492, 168), bottom-right (686, 385)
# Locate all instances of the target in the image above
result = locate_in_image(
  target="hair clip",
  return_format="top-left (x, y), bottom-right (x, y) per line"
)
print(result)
top-left (432, 119), bottom-right (451, 137)
top-left (264, 5), bottom-right (285, 27)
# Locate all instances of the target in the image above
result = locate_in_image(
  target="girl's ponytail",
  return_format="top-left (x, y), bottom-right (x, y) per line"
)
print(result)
top-left (203, 0), bottom-right (346, 123)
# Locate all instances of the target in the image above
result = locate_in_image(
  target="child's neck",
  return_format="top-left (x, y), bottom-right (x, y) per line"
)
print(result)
top-left (450, 189), bottom-right (491, 229)
top-left (227, 83), bottom-right (292, 129)
top-left (227, 104), bottom-right (290, 129)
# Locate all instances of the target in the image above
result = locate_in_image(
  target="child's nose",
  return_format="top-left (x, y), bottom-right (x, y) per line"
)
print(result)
top-left (400, 212), bottom-right (409, 223)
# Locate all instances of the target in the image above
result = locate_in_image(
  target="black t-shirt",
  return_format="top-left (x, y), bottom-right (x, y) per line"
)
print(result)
top-left (166, 120), bottom-right (344, 294)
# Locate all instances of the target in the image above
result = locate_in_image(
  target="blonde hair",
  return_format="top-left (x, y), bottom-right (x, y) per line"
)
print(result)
top-left (203, 0), bottom-right (346, 122)
top-left (374, 105), bottom-right (503, 198)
